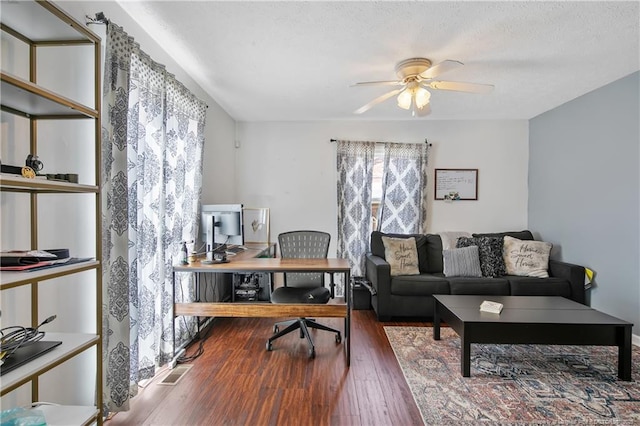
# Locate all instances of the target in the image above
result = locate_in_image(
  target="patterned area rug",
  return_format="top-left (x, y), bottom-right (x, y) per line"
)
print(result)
top-left (384, 326), bottom-right (640, 425)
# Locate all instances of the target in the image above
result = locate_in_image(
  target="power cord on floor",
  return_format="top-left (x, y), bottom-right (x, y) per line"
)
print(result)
top-left (174, 272), bottom-right (221, 366)
top-left (177, 318), bottom-right (215, 364)
top-left (176, 273), bottom-right (202, 359)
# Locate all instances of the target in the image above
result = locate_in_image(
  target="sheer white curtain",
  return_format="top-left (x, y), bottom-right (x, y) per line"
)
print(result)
top-left (336, 140), bottom-right (376, 282)
top-left (102, 22), bottom-right (206, 414)
top-left (377, 143), bottom-right (430, 233)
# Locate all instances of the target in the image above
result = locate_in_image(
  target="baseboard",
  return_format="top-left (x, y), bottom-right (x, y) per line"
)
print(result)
top-left (633, 333), bottom-right (640, 347)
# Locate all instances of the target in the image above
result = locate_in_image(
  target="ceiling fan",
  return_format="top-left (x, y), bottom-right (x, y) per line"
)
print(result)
top-left (353, 58), bottom-right (494, 117)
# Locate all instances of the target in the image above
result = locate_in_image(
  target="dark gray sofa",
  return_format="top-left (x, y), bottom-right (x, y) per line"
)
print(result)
top-left (365, 230), bottom-right (586, 321)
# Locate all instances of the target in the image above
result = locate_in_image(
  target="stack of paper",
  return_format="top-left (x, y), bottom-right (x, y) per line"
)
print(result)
top-left (480, 300), bottom-right (503, 314)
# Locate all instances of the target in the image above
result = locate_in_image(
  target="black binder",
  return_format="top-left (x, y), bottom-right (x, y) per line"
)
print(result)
top-left (1, 341), bottom-right (62, 376)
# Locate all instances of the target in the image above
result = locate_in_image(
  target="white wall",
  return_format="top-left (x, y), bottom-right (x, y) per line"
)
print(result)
top-left (58, 1), bottom-right (238, 205)
top-left (529, 72), bottom-right (639, 328)
top-left (236, 120), bottom-right (529, 255)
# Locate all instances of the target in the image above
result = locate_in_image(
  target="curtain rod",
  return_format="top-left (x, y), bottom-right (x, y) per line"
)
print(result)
top-left (330, 138), bottom-right (432, 146)
top-left (85, 12), bottom-right (209, 110)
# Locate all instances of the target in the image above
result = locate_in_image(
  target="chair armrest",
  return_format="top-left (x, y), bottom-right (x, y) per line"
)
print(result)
top-left (549, 259), bottom-right (586, 305)
top-left (365, 253), bottom-right (392, 318)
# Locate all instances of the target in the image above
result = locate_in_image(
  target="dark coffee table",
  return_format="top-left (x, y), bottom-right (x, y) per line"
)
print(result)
top-left (433, 295), bottom-right (633, 381)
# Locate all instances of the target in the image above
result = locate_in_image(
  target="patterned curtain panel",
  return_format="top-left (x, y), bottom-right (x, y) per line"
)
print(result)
top-left (162, 77), bottom-right (206, 357)
top-left (377, 143), bottom-right (430, 234)
top-left (101, 23), bottom-right (133, 414)
top-left (101, 23), bottom-right (206, 414)
top-left (336, 140), bottom-right (376, 284)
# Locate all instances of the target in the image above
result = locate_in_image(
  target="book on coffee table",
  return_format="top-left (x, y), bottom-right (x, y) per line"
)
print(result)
top-left (480, 300), bottom-right (503, 314)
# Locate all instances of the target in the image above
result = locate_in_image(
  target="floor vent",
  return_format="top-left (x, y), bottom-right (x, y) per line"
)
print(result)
top-left (159, 364), bottom-right (192, 386)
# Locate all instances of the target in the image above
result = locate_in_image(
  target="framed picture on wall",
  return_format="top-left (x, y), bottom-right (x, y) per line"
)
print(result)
top-left (434, 168), bottom-right (478, 200)
top-left (243, 207), bottom-right (270, 243)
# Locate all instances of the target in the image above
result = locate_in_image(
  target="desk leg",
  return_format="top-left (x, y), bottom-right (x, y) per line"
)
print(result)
top-left (195, 272), bottom-right (201, 336)
top-left (171, 270), bottom-right (176, 360)
top-left (269, 272), bottom-right (275, 296)
top-left (346, 271), bottom-right (351, 367)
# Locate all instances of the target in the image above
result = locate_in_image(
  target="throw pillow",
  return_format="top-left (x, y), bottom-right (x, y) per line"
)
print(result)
top-left (456, 236), bottom-right (506, 277)
top-left (502, 236), bottom-right (552, 278)
top-left (442, 245), bottom-right (482, 277)
top-left (381, 236), bottom-right (420, 276)
top-left (473, 230), bottom-right (534, 241)
top-left (371, 231), bottom-right (429, 272)
top-left (438, 231), bottom-right (472, 250)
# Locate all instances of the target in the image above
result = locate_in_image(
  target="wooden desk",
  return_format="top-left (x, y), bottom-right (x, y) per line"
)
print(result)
top-left (172, 254), bottom-right (352, 365)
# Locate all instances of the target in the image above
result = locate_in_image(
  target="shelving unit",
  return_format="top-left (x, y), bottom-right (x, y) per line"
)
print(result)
top-left (1, 1), bottom-right (102, 424)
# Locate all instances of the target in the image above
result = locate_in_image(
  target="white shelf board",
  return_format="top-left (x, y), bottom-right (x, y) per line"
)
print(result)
top-left (0, 173), bottom-right (98, 192)
top-left (1, 72), bottom-right (98, 118)
top-left (38, 405), bottom-right (99, 426)
top-left (0, 260), bottom-right (99, 290)
top-left (0, 0), bottom-right (98, 43)
top-left (0, 333), bottom-right (99, 394)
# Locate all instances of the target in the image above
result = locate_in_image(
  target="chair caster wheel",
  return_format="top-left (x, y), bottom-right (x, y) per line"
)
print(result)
top-left (335, 333), bottom-right (342, 344)
top-left (273, 325), bottom-right (279, 333)
top-left (266, 341), bottom-right (273, 351)
top-left (309, 348), bottom-right (315, 358)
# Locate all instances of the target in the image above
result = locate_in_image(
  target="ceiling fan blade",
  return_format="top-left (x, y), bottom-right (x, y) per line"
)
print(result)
top-left (427, 80), bottom-right (494, 94)
top-left (354, 88), bottom-right (403, 114)
top-left (419, 60), bottom-right (463, 80)
top-left (413, 103), bottom-right (432, 117)
top-left (351, 80), bottom-right (403, 87)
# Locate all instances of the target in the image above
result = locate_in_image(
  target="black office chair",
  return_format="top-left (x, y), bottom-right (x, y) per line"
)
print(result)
top-left (266, 230), bottom-right (342, 358)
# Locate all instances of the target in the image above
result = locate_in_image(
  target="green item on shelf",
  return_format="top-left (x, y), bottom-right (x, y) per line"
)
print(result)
top-left (0, 407), bottom-right (46, 426)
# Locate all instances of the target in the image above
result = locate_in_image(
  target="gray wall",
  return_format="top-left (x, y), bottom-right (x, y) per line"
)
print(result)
top-left (529, 71), bottom-right (639, 329)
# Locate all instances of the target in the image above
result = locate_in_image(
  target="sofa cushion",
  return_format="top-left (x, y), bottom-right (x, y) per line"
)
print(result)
top-left (424, 234), bottom-right (444, 273)
top-left (503, 236), bottom-right (552, 278)
top-left (381, 236), bottom-right (420, 276)
top-left (443, 246), bottom-right (482, 277)
top-left (472, 230), bottom-right (534, 241)
top-left (456, 236), bottom-right (506, 277)
top-left (507, 276), bottom-right (571, 298)
top-left (371, 231), bottom-right (429, 272)
top-left (389, 274), bottom-right (449, 297)
top-left (448, 277), bottom-right (510, 295)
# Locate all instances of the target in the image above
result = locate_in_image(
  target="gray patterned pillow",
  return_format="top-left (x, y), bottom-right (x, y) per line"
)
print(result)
top-left (443, 245), bottom-right (482, 277)
top-left (457, 236), bottom-right (506, 277)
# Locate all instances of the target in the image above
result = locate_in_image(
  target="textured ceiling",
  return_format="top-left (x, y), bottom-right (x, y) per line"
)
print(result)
top-left (115, 1), bottom-right (639, 122)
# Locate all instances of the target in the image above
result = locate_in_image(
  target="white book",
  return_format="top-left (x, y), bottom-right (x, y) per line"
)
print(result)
top-left (480, 300), bottom-right (503, 314)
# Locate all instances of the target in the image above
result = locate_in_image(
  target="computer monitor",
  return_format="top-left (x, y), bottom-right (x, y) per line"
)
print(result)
top-left (200, 204), bottom-right (244, 253)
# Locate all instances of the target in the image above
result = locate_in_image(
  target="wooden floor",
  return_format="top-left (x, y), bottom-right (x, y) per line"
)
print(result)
top-left (106, 310), bottom-right (427, 426)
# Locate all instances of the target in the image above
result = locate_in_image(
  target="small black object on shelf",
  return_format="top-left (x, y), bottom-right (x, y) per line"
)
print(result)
top-left (351, 276), bottom-right (373, 310)
top-left (25, 154), bottom-right (44, 172)
top-left (1, 164), bottom-right (23, 175)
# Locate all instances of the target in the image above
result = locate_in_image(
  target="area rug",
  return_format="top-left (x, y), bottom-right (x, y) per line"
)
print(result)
top-left (384, 326), bottom-right (640, 425)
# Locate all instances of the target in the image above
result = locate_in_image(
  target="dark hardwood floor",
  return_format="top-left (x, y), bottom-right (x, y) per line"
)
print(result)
top-left (106, 310), bottom-right (427, 426)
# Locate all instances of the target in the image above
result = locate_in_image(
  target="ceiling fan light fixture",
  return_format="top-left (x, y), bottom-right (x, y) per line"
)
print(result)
top-left (353, 57), bottom-right (492, 116)
top-left (397, 89), bottom-right (412, 110)
top-left (414, 87), bottom-right (431, 109)
top-left (397, 85), bottom-right (430, 112)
